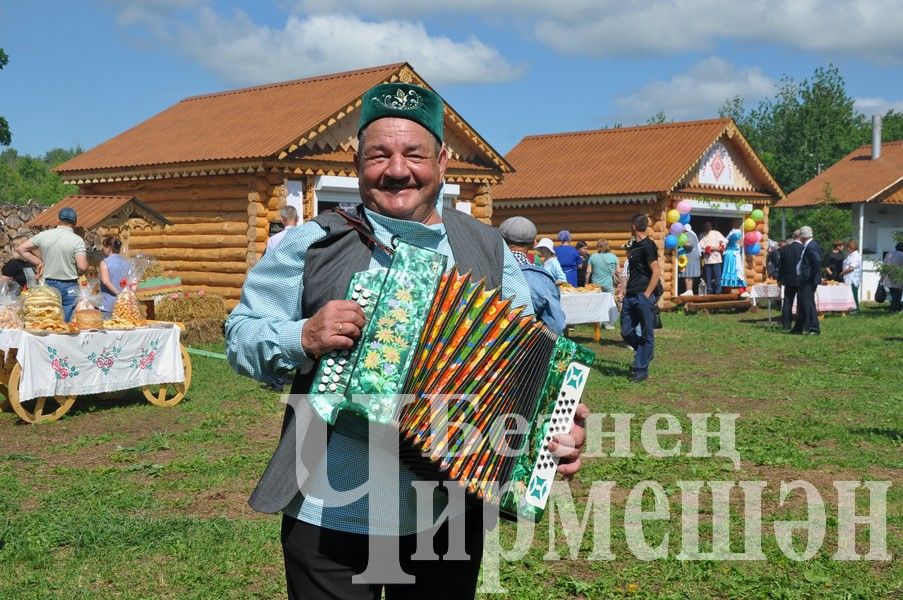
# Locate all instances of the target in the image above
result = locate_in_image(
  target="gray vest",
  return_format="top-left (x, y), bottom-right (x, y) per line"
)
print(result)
top-left (249, 206), bottom-right (504, 513)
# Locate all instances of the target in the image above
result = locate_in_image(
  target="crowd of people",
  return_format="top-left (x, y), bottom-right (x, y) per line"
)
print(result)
top-left (0, 208), bottom-right (133, 321)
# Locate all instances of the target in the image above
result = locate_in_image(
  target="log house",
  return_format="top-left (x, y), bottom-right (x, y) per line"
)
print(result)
top-left (54, 63), bottom-right (511, 307)
top-left (491, 119), bottom-right (784, 307)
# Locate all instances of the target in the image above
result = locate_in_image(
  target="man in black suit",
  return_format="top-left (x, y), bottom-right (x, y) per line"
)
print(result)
top-left (778, 230), bottom-right (803, 332)
top-left (796, 226), bottom-right (823, 335)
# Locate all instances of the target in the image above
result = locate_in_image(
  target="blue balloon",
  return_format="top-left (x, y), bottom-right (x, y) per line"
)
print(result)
top-left (745, 243), bottom-right (761, 256)
top-left (664, 234), bottom-right (678, 250)
top-left (679, 213), bottom-right (691, 225)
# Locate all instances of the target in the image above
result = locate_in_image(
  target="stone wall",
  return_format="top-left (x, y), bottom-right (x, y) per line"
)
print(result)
top-left (0, 201), bottom-right (46, 261)
top-left (0, 201), bottom-right (102, 263)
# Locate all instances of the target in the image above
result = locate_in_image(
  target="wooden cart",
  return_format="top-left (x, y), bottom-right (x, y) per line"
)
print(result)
top-left (0, 327), bottom-right (192, 424)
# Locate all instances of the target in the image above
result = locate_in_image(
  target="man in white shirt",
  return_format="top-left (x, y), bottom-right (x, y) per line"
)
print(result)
top-left (698, 221), bottom-right (727, 294)
top-left (18, 207), bottom-right (88, 322)
top-left (266, 205), bottom-right (299, 252)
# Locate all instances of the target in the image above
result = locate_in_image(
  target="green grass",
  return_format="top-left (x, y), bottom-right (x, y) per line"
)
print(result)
top-left (0, 305), bottom-right (900, 598)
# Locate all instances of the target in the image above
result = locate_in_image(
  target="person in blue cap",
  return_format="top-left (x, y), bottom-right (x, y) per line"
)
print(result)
top-left (18, 206), bottom-right (88, 321)
top-left (227, 81), bottom-right (589, 599)
top-left (554, 229), bottom-right (582, 286)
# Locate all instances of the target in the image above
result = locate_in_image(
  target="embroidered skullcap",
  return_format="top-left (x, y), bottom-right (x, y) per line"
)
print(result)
top-left (557, 230), bottom-right (571, 242)
top-left (359, 83), bottom-right (444, 142)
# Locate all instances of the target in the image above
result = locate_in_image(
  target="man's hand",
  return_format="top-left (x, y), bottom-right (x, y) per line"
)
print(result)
top-left (548, 402), bottom-right (590, 480)
top-left (300, 300), bottom-right (366, 358)
top-left (34, 262), bottom-right (43, 280)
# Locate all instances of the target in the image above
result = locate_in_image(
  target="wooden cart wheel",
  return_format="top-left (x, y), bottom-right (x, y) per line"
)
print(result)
top-left (141, 345), bottom-right (192, 407)
top-left (7, 364), bottom-right (77, 423)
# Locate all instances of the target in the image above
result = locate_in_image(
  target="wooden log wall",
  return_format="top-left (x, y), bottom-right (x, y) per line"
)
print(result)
top-left (82, 175), bottom-right (257, 308)
top-left (458, 182), bottom-right (492, 224)
top-left (246, 174), bottom-right (287, 267)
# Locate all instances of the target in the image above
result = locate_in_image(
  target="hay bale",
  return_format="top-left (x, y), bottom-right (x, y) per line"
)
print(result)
top-left (155, 292), bottom-right (228, 345)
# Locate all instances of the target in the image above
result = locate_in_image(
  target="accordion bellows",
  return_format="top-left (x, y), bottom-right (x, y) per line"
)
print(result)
top-left (307, 241), bottom-right (593, 521)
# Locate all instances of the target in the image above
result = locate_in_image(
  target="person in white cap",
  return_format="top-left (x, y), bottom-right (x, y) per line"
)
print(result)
top-left (534, 237), bottom-right (567, 284)
top-left (499, 216), bottom-right (566, 334)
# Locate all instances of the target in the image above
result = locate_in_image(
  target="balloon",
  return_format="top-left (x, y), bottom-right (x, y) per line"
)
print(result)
top-left (677, 255), bottom-right (688, 269)
top-left (743, 218), bottom-right (756, 231)
top-left (664, 234), bottom-right (678, 250)
top-left (745, 243), bottom-right (761, 256)
top-left (750, 209), bottom-right (765, 222)
top-left (669, 222), bottom-right (684, 235)
top-left (667, 209), bottom-right (681, 224)
top-left (676, 200), bottom-right (693, 214)
top-left (744, 231), bottom-right (761, 245)
top-left (679, 213), bottom-right (691, 225)
top-left (677, 233), bottom-right (689, 246)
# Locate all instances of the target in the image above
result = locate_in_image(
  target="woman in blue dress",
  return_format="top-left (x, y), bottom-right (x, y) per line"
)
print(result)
top-left (720, 228), bottom-right (747, 290)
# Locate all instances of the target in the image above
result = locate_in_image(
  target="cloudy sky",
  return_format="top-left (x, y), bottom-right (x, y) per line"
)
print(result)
top-left (3, 0), bottom-right (903, 157)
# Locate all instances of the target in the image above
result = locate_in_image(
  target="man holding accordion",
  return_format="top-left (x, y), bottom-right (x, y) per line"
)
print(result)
top-left (227, 82), bottom-right (589, 599)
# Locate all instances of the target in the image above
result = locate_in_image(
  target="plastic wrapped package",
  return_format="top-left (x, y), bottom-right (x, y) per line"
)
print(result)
top-left (0, 280), bottom-right (23, 329)
top-left (22, 281), bottom-right (67, 331)
top-left (108, 259), bottom-right (147, 328)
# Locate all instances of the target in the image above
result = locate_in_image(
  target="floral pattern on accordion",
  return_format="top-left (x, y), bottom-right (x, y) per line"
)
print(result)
top-left (345, 242), bottom-right (447, 423)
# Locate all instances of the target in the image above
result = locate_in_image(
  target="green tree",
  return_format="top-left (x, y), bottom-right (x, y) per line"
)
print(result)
top-left (0, 48), bottom-right (10, 146)
top-left (0, 147), bottom-right (81, 205)
top-left (646, 111), bottom-right (668, 125)
top-left (781, 183), bottom-right (852, 251)
top-left (879, 109), bottom-right (903, 142)
top-left (721, 65), bottom-right (867, 193)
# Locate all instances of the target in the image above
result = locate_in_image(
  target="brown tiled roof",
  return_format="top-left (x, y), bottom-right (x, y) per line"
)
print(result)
top-left (777, 141), bottom-right (903, 207)
top-left (56, 64), bottom-right (404, 173)
top-left (493, 118), bottom-right (781, 201)
top-left (55, 63), bottom-right (509, 179)
top-left (27, 195), bottom-right (169, 229)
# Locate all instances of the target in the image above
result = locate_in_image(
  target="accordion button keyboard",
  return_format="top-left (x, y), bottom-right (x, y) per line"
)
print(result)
top-left (523, 361), bottom-right (591, 511)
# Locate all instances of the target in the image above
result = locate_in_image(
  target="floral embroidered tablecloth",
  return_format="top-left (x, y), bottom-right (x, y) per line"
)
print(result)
top-left (0, 325), bottom-right (184, 402)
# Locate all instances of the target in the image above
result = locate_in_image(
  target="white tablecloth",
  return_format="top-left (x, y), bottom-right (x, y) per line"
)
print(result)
top-left (560, 292), bottom-right (617, 325)
top-left (0, 325), bottom-right (184, 402)
top-left (788, 284), bottom-right (857, 314)
top-left (749, 284), bottom-right (782, 307)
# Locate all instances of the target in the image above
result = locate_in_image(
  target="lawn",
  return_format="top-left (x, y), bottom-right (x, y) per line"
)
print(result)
top-left (0, 305), bottom-right (900, 599)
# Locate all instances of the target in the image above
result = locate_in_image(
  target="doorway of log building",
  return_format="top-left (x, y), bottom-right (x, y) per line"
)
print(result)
top-left (678, 200), bottom-right (750, 295)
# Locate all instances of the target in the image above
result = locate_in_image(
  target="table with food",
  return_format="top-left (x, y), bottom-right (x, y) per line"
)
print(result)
top-left (558, 283), bottom-right (618, 341)
top-left (783, 280), bottom-right (857, 315)
top-left (0, 277), bottom-right (191, 423)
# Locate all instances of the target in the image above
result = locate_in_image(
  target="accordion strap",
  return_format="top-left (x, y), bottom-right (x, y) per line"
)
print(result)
top-left (334, 208), bottom-right (396, 257)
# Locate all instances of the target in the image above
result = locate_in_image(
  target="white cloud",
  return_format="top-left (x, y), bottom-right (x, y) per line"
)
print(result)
top-left (122, 6), bottom-right (523, 86)
top-left (292, 0), bottom-right (903, 63)
top-left (614, 57), bottom-right (776, 124)
top-left (111, 0), bottom-right (207, 26)
top-left (854, 97), bottom-right (903, 117)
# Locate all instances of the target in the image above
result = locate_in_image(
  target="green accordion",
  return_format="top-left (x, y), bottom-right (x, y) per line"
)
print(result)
top-left (307, 240), bottom-right (594, 522)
